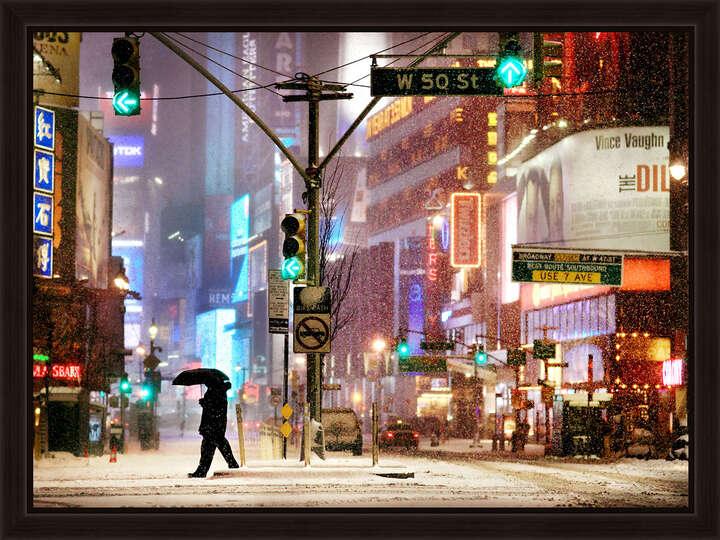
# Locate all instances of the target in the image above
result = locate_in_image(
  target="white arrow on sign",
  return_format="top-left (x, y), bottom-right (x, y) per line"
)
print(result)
top-left (501, 62), bottom-right (522, 85)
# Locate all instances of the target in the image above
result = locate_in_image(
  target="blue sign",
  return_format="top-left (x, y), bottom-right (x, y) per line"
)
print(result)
top-left (34, 149), bottom-right (54, 193)
top-left (33, 192), bottom-right (53, 236)
top-left (33, 236), bottom-right (53, 278)
top-left (108, 135), bottom-right (144, 167)
top-left (231, 195), bottom-right (250, 303)
top-left (34, 106), bottom-right (55, 151)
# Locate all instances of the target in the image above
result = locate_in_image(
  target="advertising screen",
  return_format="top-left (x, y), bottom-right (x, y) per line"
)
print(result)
top-left (231, 195), bottom-right (250, 304)
top-left (107, 135), bottom-right (144, 167)
top-left (196, 309), bottom-right (236, 379)
top-left (515, 126), bottom-right (670, 251)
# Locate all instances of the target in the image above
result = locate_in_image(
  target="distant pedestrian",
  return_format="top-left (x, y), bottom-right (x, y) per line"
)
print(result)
top-left (188, 381), bottom-right (239, 478)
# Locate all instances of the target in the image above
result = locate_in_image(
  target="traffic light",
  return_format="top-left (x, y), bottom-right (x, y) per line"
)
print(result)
top-left (120, 373), bottom-right (131, 394)
top-left (474, 345), bottom-right (487, 365)
top-left (396, 337), bottom-right (410, 358)
top-left (495, 32), bottom-right (527, 88)
top-left (140, 380), bottom-right (152, 400)
top-left (111, 36), bottom-right (141, 116)
top-left (281, 213), bottom-right (306, 281)
top-left (149, 371), bottom-right (162, 397)
top-left (532, 32), bottom-right (564, 83)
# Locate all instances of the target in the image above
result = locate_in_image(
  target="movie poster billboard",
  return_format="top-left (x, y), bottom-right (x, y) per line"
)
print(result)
top-left (32, 32), bottom-right (81, 109)
top-left (75, 113), bottom-right (112, 288)
top-left (515, 126), bottom-right (670, 252)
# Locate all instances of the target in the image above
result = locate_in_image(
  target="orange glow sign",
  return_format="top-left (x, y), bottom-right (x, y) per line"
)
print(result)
top-left (450, 192), bottom-right (481, 268)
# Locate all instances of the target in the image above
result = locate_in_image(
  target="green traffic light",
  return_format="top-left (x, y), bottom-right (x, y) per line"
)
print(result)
top-left (112, 89), bottom-right (140, 115)
top-left (281, 256), bottom-right (305, 280)
top-left (475, 352), bottom-right (487, 365)
top-left (120, 381), bottom-right (131, 392)
top-left (397, 342), bottom-right (410, 357)
top-left (495, 56), bottom-right (527, 88)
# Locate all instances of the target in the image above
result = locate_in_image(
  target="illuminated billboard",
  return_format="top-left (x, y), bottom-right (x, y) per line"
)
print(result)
top-left (230, 195), bottom-right (250, 304)
top-left (196, 309), bottom-right (236, 382)
top-left (108, 135), bottom-right (144, 167)
top-left (450, 192), bottom-right (481, 268)
top-left (515, 126), bottom-right (670, 251)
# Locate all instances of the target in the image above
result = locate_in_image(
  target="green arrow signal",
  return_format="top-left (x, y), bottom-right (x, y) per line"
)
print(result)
top-left (281, 257), bottom-right (304, 280)
top-left (496, 57), bottom-right (527, 88)
top-left (113, 90), bottom-right (139, 115)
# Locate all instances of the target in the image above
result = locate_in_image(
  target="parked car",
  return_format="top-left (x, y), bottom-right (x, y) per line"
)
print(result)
top-left (379, 423), bottom-right (420, 450)
top-left (322, 408), bottom-right (363, 456)
top-left (666, 432), bottom-right (689, 461)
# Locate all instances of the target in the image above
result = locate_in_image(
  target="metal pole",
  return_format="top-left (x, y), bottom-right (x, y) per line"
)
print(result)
top-left (149, 32), bottom-right (311, 185)
top-left (235, 403), bottom-right (246, 467)
top-left (304, 402), bottom-right (311, 467)
top-left (283, 333), bottom-right (289, 459)
top-left (120, 390), bottom-right (125, 453)
top-left (372, 402), bottom-right (379, 466)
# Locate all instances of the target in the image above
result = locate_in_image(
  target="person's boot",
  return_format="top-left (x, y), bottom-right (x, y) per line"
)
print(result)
top-left (188, 469), bottom-right (207, 478)
top-left (227, 458), bottom-right (239, 469)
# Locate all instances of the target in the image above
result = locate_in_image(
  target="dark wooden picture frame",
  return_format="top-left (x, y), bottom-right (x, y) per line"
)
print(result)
top-left (4, 1), bottom-right (718, 538)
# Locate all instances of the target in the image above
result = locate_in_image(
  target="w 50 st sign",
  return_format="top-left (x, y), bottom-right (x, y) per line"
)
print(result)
top-left (371, 67), bottom-right (504, 97)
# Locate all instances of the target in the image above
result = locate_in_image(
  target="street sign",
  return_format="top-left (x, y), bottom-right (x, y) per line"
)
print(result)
top-left (281, 403), bottom-right (293, 419)
top-left (533, 340), bottom-right (556, 359)
top-left (34, 149), bottom-right (55, 193)
top-left (398, 355), bottom-right (447, 374)
top-left (34, 106), bottom-right (55, 151)
top-left (268, 269), bottom-right (289, 334)
top-left (33, 236), bottom-right (53, 278)
top-left (322, 383), bottom-right (341, 391)
top-left (507, 348), bottom-right (526, 366)
top-left (33, 192), bottom-right (53, 236)
top-left (270, 393), bottom-right (282, 407)
top-left (511, 247), bottom-right (623, 286)
top-left (143, 353), bottom-right (160, 371)
top-left (371, 67), bottom-right (503, 97)
top-left (293, 286), bottom-right (331, 314)
top-left (420, 341), bottom-right (454, 351)
top-left (294, 314), bottom-right (331, 353)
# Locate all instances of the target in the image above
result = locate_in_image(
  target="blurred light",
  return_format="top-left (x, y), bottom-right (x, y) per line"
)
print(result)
top-left (371, 338), bottom-right (386, 353)
top-left (294, 355), bottom-right (306, 365)
top-left (669, 163), bottom-right (686, 180)
top-left (352, 392), bottom-right (361, 403)
top-left (136, 344), bottom-right (146, 356)
top-left (158, 362), bottom-right (168, 367)
top-left (441, 310), bottom-right (452, 323)
top-left (432, 214), bottom-right (444, 229)
top-left (505, 167), bottom-right (517, 176)
top-left (154, 177), bottom-right (163, 185)
top-left (557, 119), bottom-right (568, 128)
top-left (148, 319), bottom-right (158, 340)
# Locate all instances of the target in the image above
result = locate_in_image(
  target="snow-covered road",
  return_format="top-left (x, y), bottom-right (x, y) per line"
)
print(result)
top-left (33, 436), bottom-right (688, 508)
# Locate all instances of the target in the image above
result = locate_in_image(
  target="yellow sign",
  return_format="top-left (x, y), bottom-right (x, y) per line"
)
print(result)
top-left (281, 403), bottom-right (293, 419)
top-left (280, 421), bottom-right (292, 438)
top-left (531, 270), bottom-right (602, 284)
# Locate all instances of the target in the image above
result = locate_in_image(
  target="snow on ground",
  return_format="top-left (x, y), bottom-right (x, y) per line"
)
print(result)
top-left (33, 433), bottom-right (688, 508)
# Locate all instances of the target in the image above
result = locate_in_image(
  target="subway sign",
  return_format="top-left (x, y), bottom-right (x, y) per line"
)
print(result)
top-left (371, 67), bottom-right (503, 97)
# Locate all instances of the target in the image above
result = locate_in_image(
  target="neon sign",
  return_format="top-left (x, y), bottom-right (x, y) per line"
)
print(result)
top-left (426, 220), bottom-right (438, 282)
top-left (33, 364), bottom-right (81, 379)
top-left (450, 192), bottom-right (481, 267)
top-left (662, 358), bottom-right (683, 387)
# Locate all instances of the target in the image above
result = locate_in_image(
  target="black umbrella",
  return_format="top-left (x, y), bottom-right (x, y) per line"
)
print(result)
top-left (172, 368), bottom-right (231, 389)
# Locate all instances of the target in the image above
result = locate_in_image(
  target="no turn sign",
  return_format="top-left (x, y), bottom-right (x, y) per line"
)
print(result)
top-left (293, 314), bottom-right (331, 353)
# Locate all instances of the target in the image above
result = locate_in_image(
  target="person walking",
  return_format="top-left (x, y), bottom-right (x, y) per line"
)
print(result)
top-left (188, 381), bottom-right (239, 478)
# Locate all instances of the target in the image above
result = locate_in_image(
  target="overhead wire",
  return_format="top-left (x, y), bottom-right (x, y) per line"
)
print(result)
top-left (159, 32), bottom-right (284, 97)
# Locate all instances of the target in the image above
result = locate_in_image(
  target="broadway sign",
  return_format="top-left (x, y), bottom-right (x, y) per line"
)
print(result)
top-left (512, 247), bottom-right (624, 286)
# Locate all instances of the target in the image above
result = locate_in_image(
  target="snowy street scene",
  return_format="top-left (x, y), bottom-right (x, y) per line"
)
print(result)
top-left (34, 433), bottom-right (688, 508)
top-left (28, 26), bottom-right (694, 519)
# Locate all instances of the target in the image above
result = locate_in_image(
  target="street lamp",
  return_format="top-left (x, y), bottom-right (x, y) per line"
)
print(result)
top-left (113, 268), bottom-right (130, 291)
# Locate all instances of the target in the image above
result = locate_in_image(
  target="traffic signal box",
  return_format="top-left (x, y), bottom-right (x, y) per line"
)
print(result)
top-left (396, 337), bottom-right (410, 358)
top-left (281, 213), bottom-right (306, 281)
top-left (495, 32), bottom-right (527, 88)
top-left (111, 36), bottom-right (141, 116)
top-left (532, 32), bottom-right (564, 84)
top-left (120, 373), bottom-right (131, 394)
top-left (473, 344), bottom-right (487, 365)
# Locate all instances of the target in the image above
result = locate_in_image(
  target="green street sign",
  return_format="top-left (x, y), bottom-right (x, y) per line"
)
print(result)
top-left (511, 247), bottom-right (624, 286)
top-left (420, 341), bottom-right (454, 351)
top-left (112, 90), bottom-right (140, 116)
top-left (495, 56), bottom-right (527, 87)
top-left (533, 340), bottom-right (556, 359)
top-left (398, 355), bottom-right (447, 374)
top-left (507, 348), bottom-right (526, 366)
top-left (371, 67), bottom-right (503, 96)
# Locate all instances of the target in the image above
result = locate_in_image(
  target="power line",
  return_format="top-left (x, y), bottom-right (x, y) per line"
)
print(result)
top-left (172, 32), bottom-right (294, 79)
top-left (159, 32), bottom-right (284, 97)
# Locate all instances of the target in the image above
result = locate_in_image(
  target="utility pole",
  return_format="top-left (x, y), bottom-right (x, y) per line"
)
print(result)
top-left (276, 74), bottom-right (353, 423)
top-left (535, 325), bottom-right (560, 450)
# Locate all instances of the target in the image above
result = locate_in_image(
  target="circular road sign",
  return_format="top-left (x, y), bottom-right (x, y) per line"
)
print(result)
top-left (294, 315), bottom-right (330, 351)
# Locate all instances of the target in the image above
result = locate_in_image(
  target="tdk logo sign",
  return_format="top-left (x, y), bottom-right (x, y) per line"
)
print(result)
top-left (108, 135), bottom-right (144, 167)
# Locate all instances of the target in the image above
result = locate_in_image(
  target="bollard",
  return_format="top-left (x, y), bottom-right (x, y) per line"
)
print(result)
top-left (109, 444), bottom-right (118, 463)
top-left (372, 402), bottom-right (378, 466)
top-left (235, 404), bottom-right (246, 467)
top-left (304, 403), bottom-right (311, 467)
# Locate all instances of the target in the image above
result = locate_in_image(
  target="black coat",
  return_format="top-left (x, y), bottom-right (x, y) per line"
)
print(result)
top-left (198, 385), bottom-right (229, 439)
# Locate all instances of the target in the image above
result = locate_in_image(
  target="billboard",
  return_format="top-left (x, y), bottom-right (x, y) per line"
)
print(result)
top-left (75, 113), bottom-right (112, 288)
top-left (33, 32), bottom-right (81, 108)
top-left (230, 195), bottom-right (250, 304)
top-left (196, 309), bottom-right (236, 380)
top-left (515, 126), bottom-right (670, 251)
top-left (107, 135), bottom-right (144, 167)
